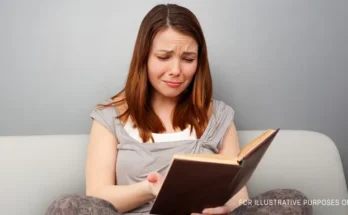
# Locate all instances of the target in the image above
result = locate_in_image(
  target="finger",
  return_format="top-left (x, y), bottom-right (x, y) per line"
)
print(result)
top-left (147, 172), bottom-right (161, 182)
top-left (202, 206), bottom-right (230, 214)
top-left (191, 213), bottom-right (203, 215)
top-left (147, 173), bottom-right (157, 182)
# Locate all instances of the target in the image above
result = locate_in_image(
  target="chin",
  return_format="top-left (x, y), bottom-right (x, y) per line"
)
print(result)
top-left (161, 91), bottom-right (182, 98)
top-left (156, 88), bottom-right (185, 98)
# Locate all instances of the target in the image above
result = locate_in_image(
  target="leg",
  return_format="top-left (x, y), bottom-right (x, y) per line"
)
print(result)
top-left (45, 194), bottom-right (120, 215)
top-left (230, 188), bottom-right (313, 215)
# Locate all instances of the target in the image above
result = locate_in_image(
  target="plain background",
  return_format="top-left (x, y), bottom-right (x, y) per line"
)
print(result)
top-left (1, 0), bottom-right (347, 183)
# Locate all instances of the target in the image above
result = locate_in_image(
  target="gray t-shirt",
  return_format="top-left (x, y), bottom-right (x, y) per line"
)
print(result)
top-left (90, 99), bottom-right (235, 214)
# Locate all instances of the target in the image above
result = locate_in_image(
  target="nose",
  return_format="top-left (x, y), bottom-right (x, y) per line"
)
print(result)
top-left (169, 60), bottom-right (181, 76)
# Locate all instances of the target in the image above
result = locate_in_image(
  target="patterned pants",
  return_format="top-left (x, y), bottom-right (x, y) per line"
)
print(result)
top-left (46, 188), bottom-right (312, 215)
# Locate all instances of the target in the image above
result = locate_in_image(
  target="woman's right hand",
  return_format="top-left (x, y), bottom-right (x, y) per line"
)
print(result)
top-left (146, 172), bottom-right (164, 197)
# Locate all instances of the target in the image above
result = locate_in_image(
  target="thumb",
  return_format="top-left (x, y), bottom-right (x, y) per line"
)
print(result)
top-left (147, 172), bottom-right (161, 183)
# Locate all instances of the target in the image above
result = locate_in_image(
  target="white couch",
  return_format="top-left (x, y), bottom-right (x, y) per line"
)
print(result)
top-left (0, 130), bottom-right (347, 215)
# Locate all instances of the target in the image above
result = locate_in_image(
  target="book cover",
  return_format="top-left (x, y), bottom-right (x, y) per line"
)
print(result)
top-left (150, 129), bottom-right (280, 215)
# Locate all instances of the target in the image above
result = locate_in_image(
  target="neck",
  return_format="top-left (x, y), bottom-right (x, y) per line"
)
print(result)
top-left (151, 92), bottom-right (178, 113)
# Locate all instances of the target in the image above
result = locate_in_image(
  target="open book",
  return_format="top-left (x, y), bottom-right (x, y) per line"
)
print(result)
top-left (150, 129), bottom-right (280, 215)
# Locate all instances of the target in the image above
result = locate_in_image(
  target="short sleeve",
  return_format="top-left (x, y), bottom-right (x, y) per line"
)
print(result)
top-left (200, 100), bottom-right (235, 152)
top-left (90, 100), bottom-right (118, 137)
top-left (216, 103), bottom-right (235, 149)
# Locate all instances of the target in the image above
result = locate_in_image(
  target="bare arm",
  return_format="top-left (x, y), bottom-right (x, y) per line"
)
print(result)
top-left (85, 120), bottom-right (155, 213)
top-left (218, 122), bottom-right (249, 211)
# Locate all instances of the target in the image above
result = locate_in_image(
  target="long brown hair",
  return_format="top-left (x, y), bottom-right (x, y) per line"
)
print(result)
top-left (97, 4), bottom-right (213, 143)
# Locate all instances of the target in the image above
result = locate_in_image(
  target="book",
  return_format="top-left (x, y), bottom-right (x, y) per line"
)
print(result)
top-left (149, 128), bottom-right (280, 215)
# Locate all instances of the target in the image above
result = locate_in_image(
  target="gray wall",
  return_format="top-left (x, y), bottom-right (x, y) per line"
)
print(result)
top-left (1, 0), bottom-right (347, 180)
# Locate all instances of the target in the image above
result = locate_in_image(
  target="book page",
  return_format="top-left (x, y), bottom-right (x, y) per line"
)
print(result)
top-left (173, 154), bottom-right (239, 165)
top-left (237, 129), bottom-right (275, 161)
top-left (172, 129), bottom-right (276, 165)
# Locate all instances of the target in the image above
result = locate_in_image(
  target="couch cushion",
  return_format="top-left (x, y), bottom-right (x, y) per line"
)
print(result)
top-left (0, 130), bottom-right (347, 215)
top-left (238, 130), bottom-right (348, 215)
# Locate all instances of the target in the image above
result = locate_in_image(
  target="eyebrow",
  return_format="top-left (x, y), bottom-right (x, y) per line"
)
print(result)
top-left (157, 50), bottom-right (197, 56)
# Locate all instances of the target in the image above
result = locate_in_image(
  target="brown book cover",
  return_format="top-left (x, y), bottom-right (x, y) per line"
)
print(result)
top-left (149, 129), bottom-right (280, 215)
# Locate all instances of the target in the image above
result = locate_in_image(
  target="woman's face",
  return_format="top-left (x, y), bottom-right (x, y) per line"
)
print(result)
top-left (147, 27), bottom-right (198, 99)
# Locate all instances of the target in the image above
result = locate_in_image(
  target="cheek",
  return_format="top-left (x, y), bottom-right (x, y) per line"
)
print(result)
top-left (148, 57), bottom-right (167, 79)
top-left (182, 62), bottom-right (197, 80)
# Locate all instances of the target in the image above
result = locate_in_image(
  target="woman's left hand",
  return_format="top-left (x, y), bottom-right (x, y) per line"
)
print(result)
top-left (191, 205), bottom-right (232, 215)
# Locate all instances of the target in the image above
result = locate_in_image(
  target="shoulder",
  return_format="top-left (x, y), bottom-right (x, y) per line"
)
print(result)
top-left (90, 99), bottom-right (119, 137)
top-left (211, 99), bottom-right (235, 117)
top-left (90, 93), bottom-right (130, 136)
top-left (110, 92), bottom-right (128, 116)
top-left (199, 99), bottom-right (236, 153)
top-left (94, 93), bottom-right (128, 116)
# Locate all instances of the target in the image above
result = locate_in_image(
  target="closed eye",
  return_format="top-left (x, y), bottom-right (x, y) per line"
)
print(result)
top-left (157, 56), bottom-right (169, 60)
top-left (183, 58), bottom-right (194, 62)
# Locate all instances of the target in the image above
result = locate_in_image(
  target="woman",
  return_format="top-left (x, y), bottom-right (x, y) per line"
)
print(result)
top-left (46, 4), bottom-right (312, 215)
